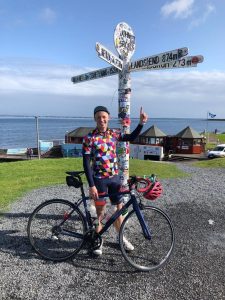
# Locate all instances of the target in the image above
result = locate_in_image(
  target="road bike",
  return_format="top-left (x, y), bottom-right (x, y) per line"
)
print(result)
top-left (27, 171), bottom-right (175, 272)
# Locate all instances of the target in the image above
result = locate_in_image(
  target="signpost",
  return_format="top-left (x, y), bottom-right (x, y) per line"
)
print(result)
top-left (71, 22), bottom-right (204, 190)
top-left (71, 66), bottom-right (118, 84)
top-left (139, 55), bottom-right (204, 71)
top-left (129, 47), bottom-right (188, 71)
top-left (71, 54), bottom-right (204, 84)
top-left (96, 42), bottom-right (123, 70)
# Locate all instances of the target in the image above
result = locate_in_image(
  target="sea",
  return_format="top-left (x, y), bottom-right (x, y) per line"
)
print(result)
top-left (0, 116), bottom-right (225, 149)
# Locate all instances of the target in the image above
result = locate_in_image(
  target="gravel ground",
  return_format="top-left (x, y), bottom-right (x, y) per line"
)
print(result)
top-left (0, 163), bottom-right (225, 300)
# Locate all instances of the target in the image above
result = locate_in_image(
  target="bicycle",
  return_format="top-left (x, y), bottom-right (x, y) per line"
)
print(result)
top-left (27, 171), bottom-right (175, 272)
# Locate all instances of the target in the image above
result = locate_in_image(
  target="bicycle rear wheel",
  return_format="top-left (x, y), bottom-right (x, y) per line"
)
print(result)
top-left (119, 205), bottom-right (175, 271)
top-left (27, 199), bottom-right (87, 261)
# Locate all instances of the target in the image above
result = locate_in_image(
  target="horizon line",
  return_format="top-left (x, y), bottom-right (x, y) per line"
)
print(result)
top-left (0, 114), bottom-right (208, 120)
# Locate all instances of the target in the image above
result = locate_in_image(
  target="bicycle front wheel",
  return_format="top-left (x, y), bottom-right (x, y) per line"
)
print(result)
top-left (119, 205), bottom-right (175, 271)
top-left (27, 199), bottom-right (87, 261)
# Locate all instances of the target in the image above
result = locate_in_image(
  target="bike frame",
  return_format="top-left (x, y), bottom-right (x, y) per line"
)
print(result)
top-left (98, 192), bottom-right (151, 239)
top-left (70, 184), bottom-right (152, 240)
top-left (60, 176), bottom-right (152, 241)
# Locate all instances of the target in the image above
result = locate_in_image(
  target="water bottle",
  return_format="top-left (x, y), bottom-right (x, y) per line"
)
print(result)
top-left (120, 184), bottom-right (129, 216)
top-left (89, 200), bottom-right (98, 227)
top-left (144, 174), bottom-right (156, 183)
top-left (101, 205), bottom-right (116, 225)
top-left (150, 174), bottom-right (156, 183)
top-left (122, 196), bottom-right (129, 216)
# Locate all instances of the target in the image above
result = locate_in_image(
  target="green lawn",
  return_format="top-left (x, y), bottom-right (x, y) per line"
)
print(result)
top-left (193, 157), bottom-right (225, 168)
top-left (1, 156), bottom-right (224, 212)
top-left (206, 133), bottom-right (225, 150)
top-left (0, 158), bottom-right (186, 212)
top-left (216, 133), bottom-right (225, 143)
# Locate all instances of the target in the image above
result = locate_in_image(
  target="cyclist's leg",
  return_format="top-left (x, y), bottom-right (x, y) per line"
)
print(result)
top-left (108, 176), bottom-right (134, 250)
top-left (119, 206), bottom-right (175, 271)
top-left (27, 199), bottom-right (86, 261)
top-left (93, 177), bottom-right (107, 233)
top-left (95, 204), bottom-right (105, 233)
top-left (108, 175), bottom-right (123, 232)
top-left (91, 178), bottom-right (108, 255)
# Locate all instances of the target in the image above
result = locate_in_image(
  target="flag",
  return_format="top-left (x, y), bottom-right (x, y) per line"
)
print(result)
top-left (208, 112), bottom-right (216, 119)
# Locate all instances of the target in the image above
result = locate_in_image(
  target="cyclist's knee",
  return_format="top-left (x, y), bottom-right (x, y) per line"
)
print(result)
top-left (116, 203), bottom-right (123, 210)
top-left (95, 203), bottom-right (105, 217)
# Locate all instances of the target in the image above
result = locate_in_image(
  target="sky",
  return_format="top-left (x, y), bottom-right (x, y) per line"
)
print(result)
top-left (0, 0), bottom-right (225, 118)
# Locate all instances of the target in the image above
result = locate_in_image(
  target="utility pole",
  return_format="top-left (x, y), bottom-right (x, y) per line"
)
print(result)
top-left (35, 116), bottom-right (41, 160)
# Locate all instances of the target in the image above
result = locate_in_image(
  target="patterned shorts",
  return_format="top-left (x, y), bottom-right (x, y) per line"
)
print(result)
top-left (93, 175), bottom-right (123, 206)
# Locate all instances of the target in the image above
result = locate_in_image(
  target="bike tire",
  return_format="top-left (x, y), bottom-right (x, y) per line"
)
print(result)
top-left (27, 199), bottom-right (87, 261)
top-left (119, 205), bottom-right (175, 271)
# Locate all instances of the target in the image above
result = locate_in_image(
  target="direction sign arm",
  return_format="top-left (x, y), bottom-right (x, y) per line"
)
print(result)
top-left (96, 42), bottom-right (123, 70)
top-left (71, 66), bottom-right (119, 84)
top-left (129, 47), bottom-right (189, 71)
top-left (131, 55), bottom-right (204, 72)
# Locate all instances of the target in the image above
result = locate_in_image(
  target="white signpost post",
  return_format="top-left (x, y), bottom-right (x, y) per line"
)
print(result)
top-left (71, 22), bottom-right (204, 190)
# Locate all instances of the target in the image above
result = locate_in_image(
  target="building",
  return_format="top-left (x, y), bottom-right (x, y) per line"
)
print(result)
top-left (138, 125), bottom-right (167, 146)
top-left (130, 144), bottom-right (164, 160)
top-left (131, 125), bottom-right (166, 160)
top-left (66, 127), bottom-right (94, 144)
top-left (165, 126), bottom-right (205, 154)
top-left (63, 125), bottom-right (205, 159)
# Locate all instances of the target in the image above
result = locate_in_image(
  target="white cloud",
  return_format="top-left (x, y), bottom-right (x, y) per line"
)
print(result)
top-left (39, 7), bottom-right (57, 24)
top-left (0, 60), bottom-right (117, 100)
top-left (161, 0), bottom-right (195, 19)
top-left (189, 3), bottom-right (215, 29)
top-left (0, 59), bottom-right (225, 118)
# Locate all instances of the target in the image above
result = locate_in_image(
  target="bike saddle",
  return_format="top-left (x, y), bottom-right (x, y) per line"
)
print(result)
top-left (66, 171), bottom-right (85, 177)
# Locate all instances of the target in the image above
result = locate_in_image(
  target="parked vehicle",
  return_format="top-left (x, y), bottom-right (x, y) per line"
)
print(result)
top-left (207, 144), bottom-right (225, 159)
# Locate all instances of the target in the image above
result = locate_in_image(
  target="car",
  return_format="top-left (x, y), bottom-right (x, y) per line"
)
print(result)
top-left (207, 144), bottom-right (225, 159)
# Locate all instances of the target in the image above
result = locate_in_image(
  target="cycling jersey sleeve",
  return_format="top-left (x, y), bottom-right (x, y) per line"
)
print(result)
top-left (120, 124), bottom-right (143, 141)
top-left (83, 154), bottom-right (95, 187)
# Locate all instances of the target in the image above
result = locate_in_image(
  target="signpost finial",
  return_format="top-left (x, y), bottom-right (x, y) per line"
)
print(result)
top-left (114, 22), bottom-right (135, 60)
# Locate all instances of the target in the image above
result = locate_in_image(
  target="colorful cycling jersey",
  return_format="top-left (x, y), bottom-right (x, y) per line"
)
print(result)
top-left (82, 127), bottom-right (122, 178)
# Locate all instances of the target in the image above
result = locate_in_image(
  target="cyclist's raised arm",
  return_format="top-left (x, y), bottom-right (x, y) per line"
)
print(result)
top-left (121, 123), bottom-right (142, 142)
top-left (139, 106), bottom-right (148, 125)
top-left (120, 107), bottom-right (148, 142)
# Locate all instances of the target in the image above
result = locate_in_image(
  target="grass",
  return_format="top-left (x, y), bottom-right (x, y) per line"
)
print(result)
top-left (0, 158), bottom-right (82, 211)
top-left (216, 133), bottom-right (225, 143)
top-left (0, 158), bottom-right (187, 212)
top-left (129, 159), bottom-right (186, 178)
top-left (206, 133), bottom-right (225, 150)
top-left (193, 157), bottom-right (225, 168)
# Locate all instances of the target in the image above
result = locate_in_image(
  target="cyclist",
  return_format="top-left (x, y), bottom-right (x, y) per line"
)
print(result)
top-left (82, 105), bottom-right (148, 255)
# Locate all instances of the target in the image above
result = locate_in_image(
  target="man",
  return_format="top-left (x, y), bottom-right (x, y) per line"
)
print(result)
top-left (82, 105), bottom-right (148, 255)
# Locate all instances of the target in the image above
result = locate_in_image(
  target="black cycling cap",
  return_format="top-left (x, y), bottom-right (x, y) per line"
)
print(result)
top-left (94, 106), bottom-right (110, 115)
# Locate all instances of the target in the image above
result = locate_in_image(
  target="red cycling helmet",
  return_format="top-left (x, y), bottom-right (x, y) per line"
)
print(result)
top-left (143, 181), bottom-right (163, 201)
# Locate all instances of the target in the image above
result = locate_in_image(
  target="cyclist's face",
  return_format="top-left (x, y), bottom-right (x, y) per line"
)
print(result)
top-left (94, 111), bottom-right (110, 131)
